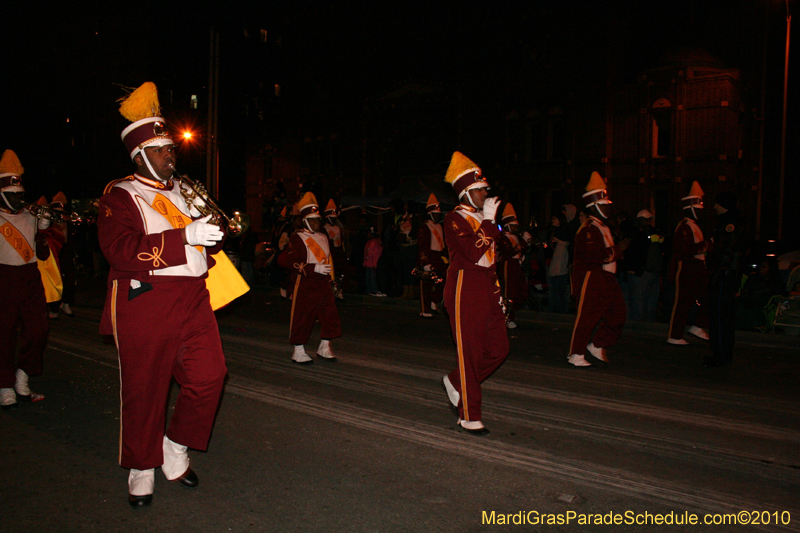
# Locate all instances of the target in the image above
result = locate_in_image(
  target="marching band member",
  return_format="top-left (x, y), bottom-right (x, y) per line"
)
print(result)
top-left (440, 152), bottom-right (509, 436)
top-left (97, 82), bottom-right (227, 508)
top-left (273, 205), bottom-right (294, 298)
top-left (323, 199), bottom-right (346, 300)
top-left (496, 203), bottom-right (529, 329)
top-left (667, 181), bottom-right (710, 345)
top-left (286, 192), bottom-right (342, 364)
top-left (416, 193), bottom-right (448, 318)
top-left (44, 192), bottom-right (77, 318)
top-left (0, 149), bottom-right (50, 410)
top-left (567, 172), bottom-right (629, 367)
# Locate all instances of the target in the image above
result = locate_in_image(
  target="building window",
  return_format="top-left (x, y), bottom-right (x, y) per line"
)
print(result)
top-left (651, 98), bottom-right (672, 158)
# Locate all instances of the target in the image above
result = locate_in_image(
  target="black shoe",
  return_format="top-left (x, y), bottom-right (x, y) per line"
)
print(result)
top-left (458, 423), bottom-right (490, 436)
top-left (173, 467), bottom-right (199, 488)
top-left (128, 494), bottom-right (153, 508)
top-left (1, 402), bottom-right (18, 411)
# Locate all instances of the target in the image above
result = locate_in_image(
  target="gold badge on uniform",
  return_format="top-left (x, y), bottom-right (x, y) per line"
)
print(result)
top-left (725, 224), bottom-right (735, 233)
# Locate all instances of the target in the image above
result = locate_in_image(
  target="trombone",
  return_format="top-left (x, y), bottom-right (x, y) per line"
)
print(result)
top-left (170, 166), bottom-right (245, 237)
top-left (23, 202), bottom-right (80, 224)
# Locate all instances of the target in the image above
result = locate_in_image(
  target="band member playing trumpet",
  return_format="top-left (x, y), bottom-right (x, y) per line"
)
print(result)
top-left (0, 149), bottom-right (50, 410)
top-left (416, 193), bottom-right (448, 318)
top-left (496, 203), bottom-right (529, 329)
top-left (286, 192), bottom-right (342, 364)
top-left (323, 199), bottom-right (347, 300)
top-left (440, 152), bottom-right (509, 436)
top-left (97, 82), bottom-right (228, 508)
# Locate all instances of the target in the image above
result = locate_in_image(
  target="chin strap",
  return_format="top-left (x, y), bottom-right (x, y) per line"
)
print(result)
top-left (462, 191), bottom-right (479, 210)
top-left (304, 218), bottom-right (315, 232)
top-left (140, 150), bottom-right (167, 183)
top-left (593, 205), bottom-right (608, 219)
top-left (689, 207), bottom-right (701, 221)
top-left (0, 191), bottom-right (16, 212)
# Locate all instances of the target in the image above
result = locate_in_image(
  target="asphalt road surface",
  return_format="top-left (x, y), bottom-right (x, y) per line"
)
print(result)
top-left (3, 282), bottom-right (799, 532)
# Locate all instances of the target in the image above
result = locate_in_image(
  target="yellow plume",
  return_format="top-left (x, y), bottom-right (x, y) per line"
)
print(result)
top-left (586, 171), bottom-right (606, 192)
top-left (502, 203), bottom-right (517, 219)
top-left (688, 181), bottom-right (704, 197)
top-left (0, 149), bottom-right (25, 176)
top-left (118, 82), bottom-right (161, 122)
top-left (444, 151), bottom-right (480, 184)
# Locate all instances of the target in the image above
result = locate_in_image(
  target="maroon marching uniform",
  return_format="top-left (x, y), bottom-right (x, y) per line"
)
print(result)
top-left (97, 174), bottom-right (227, 470)
top-left (496, 231), bottom-right (529, 323)
top-left (667, 218), bottom-right (709, 339)
top-left (444, 205), bottom-right (509, 423)
top-left (0, 210), bottom-right (50, 392)
top-left (417, 219), bottom-right (448, 315)
top-left (569, 216), bottom-right (626, 355)
top-left (287, 230), bottom-right (342, 345)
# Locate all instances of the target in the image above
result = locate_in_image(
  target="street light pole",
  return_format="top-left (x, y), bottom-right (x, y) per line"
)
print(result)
top-left (778, 1), bottom-right (791, 240)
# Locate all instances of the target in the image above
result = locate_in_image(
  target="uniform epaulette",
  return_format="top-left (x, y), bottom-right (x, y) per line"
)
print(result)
top-left (103, 175), bottom-right (135, 195)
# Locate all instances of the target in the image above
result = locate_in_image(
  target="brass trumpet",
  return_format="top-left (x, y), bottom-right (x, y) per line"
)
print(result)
top-left (411, 266), bottom-right (444, 284)
top-left (171, 166), bottom-right (244, 237)
top-left (24, 202), bottom-right (80, 224)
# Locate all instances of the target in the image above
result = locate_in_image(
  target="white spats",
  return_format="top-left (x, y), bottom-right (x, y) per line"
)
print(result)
top-left (129, 468), bottom-right (155, 496)
top-left (292, 345), bottom-right (313, 364)
top-left (1, 388), bottom-right (16, 407)
top-left (587, 342), bottom-right (608, 363)
top-left (459, 420), bottom-right (485, 430)
top-left (567, 354), bottom-right (591, 367)
top-left (443, 375), bottom-right (460, 407)
top-left (14, 368), bottom-right (30, 396)
top-left (162, 436), bottom-right (190, 481)
top-left (688, 326), bottom-right (709, 340)
top-left (506, 321), bottom-right (518, 329)
top-left (316, 339), bottom-right (336, 360)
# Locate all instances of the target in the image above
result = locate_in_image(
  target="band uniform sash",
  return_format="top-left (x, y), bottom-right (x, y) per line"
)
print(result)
top-left (463, 215), bottom-right (495, 267)
top-left (302, 232), bottom-right (335, 279)
top-left (1, 221), bottom-right (35, 262)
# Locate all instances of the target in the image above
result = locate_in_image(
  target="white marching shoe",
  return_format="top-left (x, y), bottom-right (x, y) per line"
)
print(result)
top-left (280, 288), bottom-right (288, 298)
top-left (292, 345), bottom-right (313, 364)
top-left (667, 337), bottom-right (689, 345)
top-left (128, 468), bottom-right (155, 508)
top-left (688, 326), bottom-right (709, 340)
top-left (506, 321), bottom-right (518, 329)
top-left (316, 339), bottom-right (337, 360)
top-left (587, 342), bottom-right (609, 363)
top-left (567, 354), bottom-right (592, 367)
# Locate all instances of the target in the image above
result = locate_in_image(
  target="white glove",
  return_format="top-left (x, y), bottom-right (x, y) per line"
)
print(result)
top-left (522, 231), bottom-right (532, 243)
top-left (38, 217), bottom-right (51, 230)
top-left (482, 197), bottom-right (500, 222)
top-left (423, 264), bottom-right (432, 272)
top-left (184, 215), bottom-right (224, 247)
top-left (314, 263), bottom-right (332, 275)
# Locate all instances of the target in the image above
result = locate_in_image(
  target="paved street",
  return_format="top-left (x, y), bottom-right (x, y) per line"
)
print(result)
top-left (3, 279), bottom-right (799, 532)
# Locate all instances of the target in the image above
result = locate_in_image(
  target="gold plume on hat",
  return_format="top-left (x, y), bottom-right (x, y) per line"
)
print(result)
top-left (52, 191), bottom-right (68, 205)
top-left (36, 196), bottom-right (48, 206)
top-left (297, 192), bottom-right (320, 216)
top-left (586, 171), bottom-right (606, 192)
top-left (502, 203), bottom-right (517, 219)
top-left (118, 82), bottom-right (161, 122)
top-left (325, 199), bottom-right (337, 212)
top-left (0, 150), bottom-right (25, 176)
top-left (444, 151), bottom-right (480, 184)
top-left (687, 181), bottom-right (704, 198)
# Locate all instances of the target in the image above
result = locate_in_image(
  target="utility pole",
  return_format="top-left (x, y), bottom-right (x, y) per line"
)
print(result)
top-left (778, 1), bottom-right (791, 240)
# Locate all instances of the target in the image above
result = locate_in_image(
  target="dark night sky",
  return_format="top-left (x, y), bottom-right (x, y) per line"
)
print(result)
top-left (3, 1), bottom-right (798, 238)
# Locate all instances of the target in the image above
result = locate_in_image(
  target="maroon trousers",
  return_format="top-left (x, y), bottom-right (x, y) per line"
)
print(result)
top-left (0, 264), bottom-right (48, 388)
top-left (111, 278), bottom-right (227, 469)
top-left (569, 270), bottom-right (626, 354)
top-left (289, 273), bottom-right (342, 345)
top-left (445, 269), bottom-right (509, 422)
top-left (420, 278), bottom-right (444, 314)
top-left (668, 259), bottom-right (709, 339)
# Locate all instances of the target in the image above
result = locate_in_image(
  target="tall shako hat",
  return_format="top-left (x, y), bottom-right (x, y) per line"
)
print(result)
top-left (426, 193), bottom-right (441, 214)
top-left (582, 171), bottom-right (611, 207)
top-left (118, 82), bottom-right (174, 160)
top-left (681, 181), bottom-right (704, 210)
top-left (501, 203), bottom-right (518, 225)
top-left (0, 150), bottom-right (25, 192)
top-left (297, 192), bottom-right (321, 220)
top-left (444, 152), bottom-right (488, 199)
top-left (324, 199), bottom-right (338, 217)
